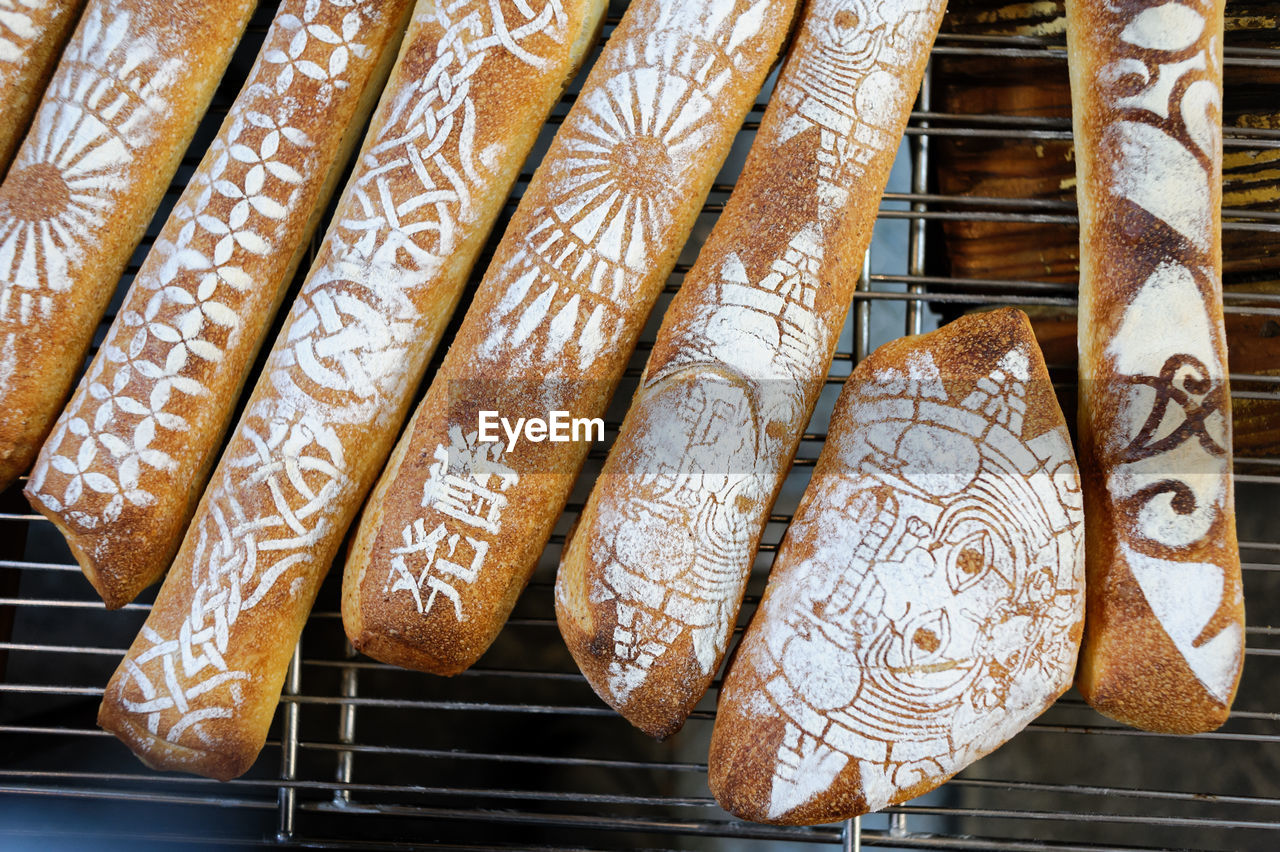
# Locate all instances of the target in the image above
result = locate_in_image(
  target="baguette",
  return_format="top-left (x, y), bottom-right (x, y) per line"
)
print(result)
top-left (1068, 0), bottom-right (1244, 732)
top-left (25, 0), bottom-right (416, 609)
top-left (0, 0), bottom-right (258, 491)
top-left (98, 0), bottom-right (607, 781)
top-left (341, 0), bottom-right (800, 677)
top-left (555, 0), bottom-right (947, 738)
top-left (0, 0), bottom-right (85, 176)
top-left (710, 308), bottom-right (1085, 824)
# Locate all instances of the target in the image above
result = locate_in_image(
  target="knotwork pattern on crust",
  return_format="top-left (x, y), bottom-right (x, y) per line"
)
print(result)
top-left (114, 0), bottom-right (568, 750)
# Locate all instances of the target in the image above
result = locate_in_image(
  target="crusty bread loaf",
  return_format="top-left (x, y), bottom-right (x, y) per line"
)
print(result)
top-left (0, 0), bottom-right (85, 177)
top-left (1068, 0), bottom-right (1244, 733)
top-left (554, 0), bottom-right (948, 739)
top-left (25, 0), bottom-right (416, 610)
top-left (97, 0), bottom-right (607, 781)
top-left (0, 0), bottom-right (258, 491)
top-left (340, 0), bottom-right (800, 678)
top-left (710, 308), bottom-right (1085, 824)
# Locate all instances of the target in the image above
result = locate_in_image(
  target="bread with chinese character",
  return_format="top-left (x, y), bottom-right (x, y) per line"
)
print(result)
top-left (553, 0), bottom-right (947, 740)
top-left (97, 0), bottom-right (608, 781)
top-left (1068, 0), bottom-right (1244, 733)
top-left (709, 308), bottom-right (1085, 824)
top-left (0, 0), bottom-right (86, 176)
top-left (25, 0), bottom-right (416, 609)
top-left (0, 0), bottom-right (258, 491)
top-left (340, 0), bottom-right (801, 677)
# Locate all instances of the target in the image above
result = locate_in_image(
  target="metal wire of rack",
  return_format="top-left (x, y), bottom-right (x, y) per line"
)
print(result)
top-left (1, 1), bottom-right (1278, 850)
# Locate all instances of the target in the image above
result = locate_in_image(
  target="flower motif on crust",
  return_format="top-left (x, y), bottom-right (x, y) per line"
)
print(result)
top-left (42, 413), bottom-right (160, 522)
top-left (264, 0), bottom-right (370, 95)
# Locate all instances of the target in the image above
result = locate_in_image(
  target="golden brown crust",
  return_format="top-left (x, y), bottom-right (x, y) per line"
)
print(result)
top-left (342, 0), bottom-right (800, 676)
top-left (0, 0), bottom-right (257, 491)
top-left (24, 0), bottom-right (416, 609)
top-left (97, 562), bottom-right (310, 782)
top-left (710, 309), bottom-right (1085, 824)
top-left (0, 1), bottom-right (85, 177)
top-left (98, 0), bottom-right (608, 779)
top-left (554, 0), bottom-right (948, 740)
top-left (1068, 0), bottom-right (1244, 733)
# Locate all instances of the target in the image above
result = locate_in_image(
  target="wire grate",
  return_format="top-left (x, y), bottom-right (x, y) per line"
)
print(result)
top-left (2, 1), bottom-right (1279, 849)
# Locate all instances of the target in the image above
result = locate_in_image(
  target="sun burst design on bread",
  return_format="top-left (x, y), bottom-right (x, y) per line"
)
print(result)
top-left (551, 67), bottom-right (700, 274)
top-left (0, 4), bottom-right (175, 329)
top-left (0, 0), bottom-right (45, 75)
top-left (478, 8), bottom-right (777, 373)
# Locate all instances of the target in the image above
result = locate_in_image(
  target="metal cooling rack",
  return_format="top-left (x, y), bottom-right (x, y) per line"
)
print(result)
top-left (2, 1), bottom-right (1278, 850)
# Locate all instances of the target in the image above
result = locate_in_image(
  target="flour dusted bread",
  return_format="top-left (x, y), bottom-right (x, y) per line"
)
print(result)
top-left (1068, 0), bottom-right (1244, 732)
top-left (97, 0), bottom-right (607, 781)
top-left (0, 0), bottom-right (257, 490)
top-left (0, 1), bottom-right (85, 176)
top-left (26, 0), bottom-right (416, 609)
top-left (341, 0), bottom-right (799, 677)
top-left (709, 309), bottom-right (1085, 824)
top-left (554, 0), bottom-right (946, 739)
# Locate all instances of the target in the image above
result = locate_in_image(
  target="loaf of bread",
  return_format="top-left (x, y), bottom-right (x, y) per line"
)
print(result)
top-left (710, 308), bottom-right (1085, 824)
top-left (0, 0), bottom-right (257, 491)
top-left (554, 0), bottom-right (947, 739)
top-left (25, 0), bottom-right (416, 610)
top-left (0, 0), bottom-right (85, 176)
top-left (97, 0), bottom-right (607, 781)
top-left (1068, 0), bottom-right (1244, 732)
top-left (340, 0), bottom-right (800, 677)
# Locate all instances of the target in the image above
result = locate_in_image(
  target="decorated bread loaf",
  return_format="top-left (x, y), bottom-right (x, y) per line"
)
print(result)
top-left (0, 0), bottom-right (85, 175)
top-left (710, 308), bottom-right (1085, 824)
top-left (341, 0), bottom-right (799, 676)
top-left (554, 0), bottom-right (947, 739)
top-left (97, 0), bottom-right (607, 781)
top-left (0, 0), bottom-right (258, 490)
top-left (1067, 0), bottom-right (1245, 732)
top-left (26, 0), bottom-right (416, 609)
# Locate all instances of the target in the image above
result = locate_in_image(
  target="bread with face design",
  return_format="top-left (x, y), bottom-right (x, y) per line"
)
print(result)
top-left (1068, 0), bottom-right (1244, 732)
top-left (709, 308), bottom-right (1085, 824)
top-left (553, 0), bottom-right (948, 740)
